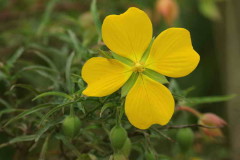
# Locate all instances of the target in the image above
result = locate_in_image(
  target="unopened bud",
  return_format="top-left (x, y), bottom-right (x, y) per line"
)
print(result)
top-left (113, 153), bottom-right (127, 160)
top-left (62, 115), bottom-right (81, 138)
top-left (110, 125), bottom-right (127, 151)
top-left (176, 128), bottom-right (194, 152)
top-left (198, 113), bottom-right (227, 137)
top-left (144, 152), bottom-right (155, 160)
top-left (121, 138), bottom-right (131, 157)
top-left (156, 0), bottom-right (179, 25)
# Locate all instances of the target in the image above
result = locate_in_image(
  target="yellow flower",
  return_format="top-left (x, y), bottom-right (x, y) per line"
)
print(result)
top-left (81, 7), bottom-right (200, 129)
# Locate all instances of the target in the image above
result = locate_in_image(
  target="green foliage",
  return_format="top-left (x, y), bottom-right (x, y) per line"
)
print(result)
top-left (0, 0), bottom-right (232, 160)
top-left (198, 0), bottom-right (221, 21)
top-left (185, 94), bottom-right (236, 106)
top-left (91, 0), bottom-right (102, 42)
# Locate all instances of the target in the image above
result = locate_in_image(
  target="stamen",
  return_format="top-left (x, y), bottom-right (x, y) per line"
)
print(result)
top-left (133, 62), bottom-right (145, 72)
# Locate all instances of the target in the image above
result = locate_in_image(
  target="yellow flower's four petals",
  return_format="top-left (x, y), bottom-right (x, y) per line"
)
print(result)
top-left (125, 74), bottom-right (174, 129)
top-left (146, 28), bottom-right (200, 78)
top-left (82, 57), bottom-right (132, 97)
top-left (102, 7), bottom-right (152, 62)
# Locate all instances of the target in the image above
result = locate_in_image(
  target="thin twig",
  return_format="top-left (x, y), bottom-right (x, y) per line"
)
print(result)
top-left (152, 128), bottom-right (175, 143)
top-left (59, 140), bottom-right (70, 160)
top-left (162, 124), bottom-right (220, 129)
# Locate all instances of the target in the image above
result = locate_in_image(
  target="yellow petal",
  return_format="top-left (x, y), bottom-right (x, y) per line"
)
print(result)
top-left (145, 28), bottom-right (200, 78)
top-left (82, 57), bottom-right (132, 97)
top-left (102, 7), bottom-right (152, 62)
top-left (125, 74), bottom-right (174, 129)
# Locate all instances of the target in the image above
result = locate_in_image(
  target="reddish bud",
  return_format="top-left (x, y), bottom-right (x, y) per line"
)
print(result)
top-left (198, 113), bottom-right (227, 137)
top-left (156, 0), bottom-right (179, 25)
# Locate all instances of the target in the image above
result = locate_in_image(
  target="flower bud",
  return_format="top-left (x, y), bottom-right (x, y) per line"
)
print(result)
top-left (113, 153), bottom-right (127, 160)
top-left (156, 0), bottom-right (179, 25)
top-left (62, 115), bottom-right (81, 138)
top-left (144, 152), bottom-right (155, 160)
top-left (110, 125), bottom-right (127, 151)
top-left (198, 113), bottom-right (227, 137)
top-left (121, 138), bottom-right (131, 157)
top-left (176, 128), bottom-right (194, 152)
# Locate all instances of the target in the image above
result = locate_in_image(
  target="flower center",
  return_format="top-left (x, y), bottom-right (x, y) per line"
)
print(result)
top-left (133, 62), bottom-right (145, 72)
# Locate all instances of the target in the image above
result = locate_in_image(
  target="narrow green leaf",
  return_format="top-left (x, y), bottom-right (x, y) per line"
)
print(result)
top-left (68, 30), bottom-right (83, 57)
top-left (35, 70), bottom-right (58, 87)
top-left (91, 0), bottom-right (102, 42)
top-left (35, 117), bottom-right (63, 142)
top-left (121, 72), bottom-right (138, 97)
top-left (37, 0), bottom-right (58, 35)
top-left (100, 103), bottom-right (115, 117)
top-left (16, 65), bottom-right (58, 77)
top-left (10, 84), bottom-right (40, 94)
top-left (169, 79), bottom-right (183, 96)
top-left (0, 135), bottom-right (36, 149)
top-left (34, 51), bottom-right (58, 71)
top-left (39, 133), bottom-right (51, 160)
top-left (0, 98), bottom-right (11, 108)
top-left (0, 109), bottom-right (23, 118)
top-left (9, 135), bottom-right (36, 144)
top-left (66, 52), bottom-right (75, 93)
top-left (32, 91), bottom-right (73, 101)
top-left (182, 86), bottom-right (196, 97)
top-left (55, 133), bottom-right (81, 157)
top-left (112, 52), bottom-right (134, 66)
top-left (77, 102), bottom-right (86, 115)
top-left (4, 103), bottom-right (54, 127)
top-left (99, 49), bottom-right (113, 59)
top-left (39, 101), bottom-right (78, 126)
top-left (143, 68), bottom-right (169, 84)
top-left (6, 47), bottom-right (24, 70)
top-left (186, 94), bottom-right (236, 106)
top-left (140, 38), bottom-right (154, 63)
top-left (0, 70), bottom-right (7, 79)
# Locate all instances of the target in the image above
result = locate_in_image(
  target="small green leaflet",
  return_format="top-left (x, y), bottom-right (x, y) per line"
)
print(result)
top-left (112, 52), bottom-right (134, 66)
top-left (6, 47), bottom-right (24, 70)
top-left (140, 38), bottom-right (155, 63)
top-left (143, 68), bottom-right (169, 84)
top-left (185, 94), bottom-right (236, 106)
top-left (32, 91), bottom-right (73, 101)
top-left (99, 49), bottom-right (113, 59)
top-left (4, 103), bottom-right (54, 127)
top-left (121, 72), bottom-right (138, 97)
top-left (100, 102), bottom-right (115, 117)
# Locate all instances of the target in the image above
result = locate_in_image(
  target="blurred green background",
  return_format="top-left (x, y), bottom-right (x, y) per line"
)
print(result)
top-left (0, 0), bottom-right (239, 160)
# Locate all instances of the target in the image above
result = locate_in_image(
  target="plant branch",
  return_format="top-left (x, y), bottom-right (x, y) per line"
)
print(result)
top-left (162, 124), bottom-right (221, 129)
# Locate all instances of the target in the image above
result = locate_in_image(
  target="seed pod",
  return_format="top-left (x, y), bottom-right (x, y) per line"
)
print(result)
top-left (176, 128), bottom-right (194, 152)
top-left (62, 115), bottom-right (81, 138)
top-left (121, 138), bottom-right (131, 157)
top-left (113, 153), bottom-right (127, 160)
top-left (144, 152), bottom-right (155, 160)
top-left (110, 125), bottom-right (127, 150)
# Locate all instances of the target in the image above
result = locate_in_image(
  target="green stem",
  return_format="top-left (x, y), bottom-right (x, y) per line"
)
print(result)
top-left (116, 98), bottom-right (125, 126)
